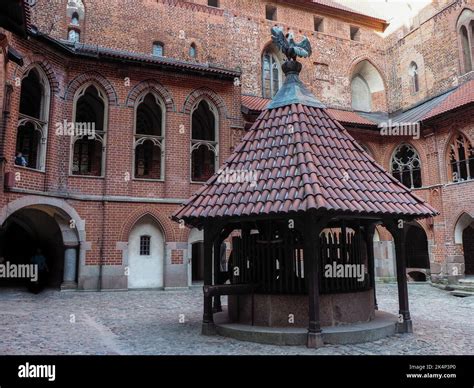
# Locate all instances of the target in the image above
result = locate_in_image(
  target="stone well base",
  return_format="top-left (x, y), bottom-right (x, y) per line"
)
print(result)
top-left (228, 290), bottom-right (375, 327)
top-left (214, 310), bottom-right (398, 346)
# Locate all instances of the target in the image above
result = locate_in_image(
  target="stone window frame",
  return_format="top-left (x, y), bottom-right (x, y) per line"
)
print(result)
top-left (133, 91), bottom-right (166, 181)
top-left (262, 49), bottom-right (283, 99)
top-left (390, 143), bottom-right (423, 189)
top-left (265, 5), bottom-right (277, 21)
top-left (314, 16), bottom-right (324, 32)
top-left (69, 82), bottom-right (108, 178)
top-left (350, 26), bottom-right (361, 41)
top-left (152, 42), bottom-right (164, 57)
top-left (189, 42), bottom-right (197, 59)
top-left (446, 132), bottom-right (474, 183)
top-left (190, 98), bottom-right (219, 184)
top-left (16, 65), bottom-right (51, 172)
top-left (409, 61), bottom-right (419, 94)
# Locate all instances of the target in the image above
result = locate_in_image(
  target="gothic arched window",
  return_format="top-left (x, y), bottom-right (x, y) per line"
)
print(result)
top-left (457, 9), bottom-right (474, 75)
top-left (409, 62), bottom-right (419, 93)
top-left (448, 134), bottom-right (474, 182)
top-left (15, 67), bottom-right (50, 171)
top-left (134, 93), bottom-right (164, 180)
top-left (71, 84), bottom-right (107, 176)
top-left (391, 144), bottom-right (422, 189)
top-left (191, 100), bottom-right (218, 182)
top-left (262, 50), bottom-right (282, 98)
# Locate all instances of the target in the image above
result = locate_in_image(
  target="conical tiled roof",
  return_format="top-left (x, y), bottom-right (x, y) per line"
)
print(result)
top-left (173, 61), bottom-right (437, 227)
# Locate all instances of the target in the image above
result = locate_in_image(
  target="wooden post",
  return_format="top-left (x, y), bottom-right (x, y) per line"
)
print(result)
top-left (213, 239), bottom-right (223, 313)
top-left (386, 219), bottom-right (413, 333)
top-left (202, 224), bottom-right (217, 335)
top-left (365, 223), bottom-right (378, 310)
top-left (303, 215), bottom-right (324, 348)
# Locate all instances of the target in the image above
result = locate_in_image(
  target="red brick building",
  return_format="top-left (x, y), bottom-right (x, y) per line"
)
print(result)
top-left (0, 0), bottom-right (473, 290)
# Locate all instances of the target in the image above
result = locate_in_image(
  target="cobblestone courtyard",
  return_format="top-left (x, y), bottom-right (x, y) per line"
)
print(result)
top-left (0, 283), bottom-right (472, 355)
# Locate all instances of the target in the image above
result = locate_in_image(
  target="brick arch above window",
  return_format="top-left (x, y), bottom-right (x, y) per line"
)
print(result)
top-left (65, 71), bottom-right (118, 105)
top-left (182, 87), bottom-right (227, 118)
top-left (120, 209), bottom-right (174, 243)
top-left (14, 56), bottom-right (59, 95)
top-left (126, 80), bottom-right (175, 112)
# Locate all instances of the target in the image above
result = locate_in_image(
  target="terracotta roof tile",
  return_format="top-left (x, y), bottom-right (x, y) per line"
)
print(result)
top-left (422, 79), bottom-right (474, 121)
top-left (173, 100), bottom-right (438, 226)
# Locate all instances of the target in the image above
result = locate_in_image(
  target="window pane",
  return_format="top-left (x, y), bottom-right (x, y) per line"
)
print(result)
top-left (15, 122), bottom-right (40, 169)
top-left (153, 44), bottom-right (163, 57)
top-left (192, 145), bottom-right (215, 182)
top-left (140, 236), bottom-right (151, 256)
top-left (136, 94), bottom-right (162, 136)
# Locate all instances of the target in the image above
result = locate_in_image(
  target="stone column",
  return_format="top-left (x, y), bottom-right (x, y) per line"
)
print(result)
top-left (61, 243), bottom-right (78, 290)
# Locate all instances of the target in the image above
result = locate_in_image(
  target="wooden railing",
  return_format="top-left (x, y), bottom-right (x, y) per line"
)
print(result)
top-left (229, 227), bottom-right (370, 295)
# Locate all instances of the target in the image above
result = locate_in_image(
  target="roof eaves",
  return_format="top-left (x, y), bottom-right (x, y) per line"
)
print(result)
top-left (31, 32), bottom-right (241, 79)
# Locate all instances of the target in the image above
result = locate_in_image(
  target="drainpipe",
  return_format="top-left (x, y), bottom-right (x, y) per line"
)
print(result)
top-left (98, 114), bottom-right (110, 290)
top-left (98, 200), bottom-right (106, 291)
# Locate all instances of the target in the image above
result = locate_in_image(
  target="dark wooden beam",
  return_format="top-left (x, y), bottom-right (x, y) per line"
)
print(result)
top-left (212, 239), bottom-right (223, 313)
top-left (364, 223), bottom-right (378, 310)
top-left (301, 215), bottom-right (328, 348)
top-left (384, 219), bottom-right (413, 334)
top-left (202, 222), bottom-right (224, 335)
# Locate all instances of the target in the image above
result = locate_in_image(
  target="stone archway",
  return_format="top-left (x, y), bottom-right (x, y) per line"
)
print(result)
top-left (0, 201), bottom-right (82, 289)
top-left (454, 213), bottom-right (474, 276)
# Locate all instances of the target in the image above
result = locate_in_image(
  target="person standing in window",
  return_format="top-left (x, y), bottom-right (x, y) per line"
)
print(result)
top-left (14, 152), bottom-right (27, 167)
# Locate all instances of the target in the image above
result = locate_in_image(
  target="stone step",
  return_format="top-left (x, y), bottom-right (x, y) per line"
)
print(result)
top-left (458, 278), bottom-right (474, 285)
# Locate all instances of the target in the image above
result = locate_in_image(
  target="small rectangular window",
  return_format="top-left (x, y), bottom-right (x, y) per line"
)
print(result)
top-left (208, 0), bottom-right (219, 7)
top-left (266, 5), bottom-right (277, 21)
top-left (314, 16), bottom-right (324, 32)
top-left (350, 26), bottom-right (360, 41)
top-left (153, 43), bottom-right (164, 57)
top-left (140, 235), bottom-right (151, 256)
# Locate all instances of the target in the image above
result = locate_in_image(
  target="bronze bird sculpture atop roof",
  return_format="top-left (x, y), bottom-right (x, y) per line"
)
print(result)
top-left (271, 26), bottom-right (312, 60)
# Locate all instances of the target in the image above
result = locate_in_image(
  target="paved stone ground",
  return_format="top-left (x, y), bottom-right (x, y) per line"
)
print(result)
top-left (0, 283), bottom-right (472, 355)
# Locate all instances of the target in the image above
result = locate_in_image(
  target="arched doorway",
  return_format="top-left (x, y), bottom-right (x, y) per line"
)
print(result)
top-left (187, 228), bottom-right (204, 286)
top-left (462, 224), bottom-right (474, 275)
top-left (0, 205), bottom-right (80, 289)
top-left (127, 215), bottom-right (164, 289)
top-left (454, 213), bottom-right (474, 277)
top-left (405, 223), bottom-right (430, 281)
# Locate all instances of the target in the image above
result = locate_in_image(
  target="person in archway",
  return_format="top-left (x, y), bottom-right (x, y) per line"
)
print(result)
top-left (28, 248), bottom-right (49, 294)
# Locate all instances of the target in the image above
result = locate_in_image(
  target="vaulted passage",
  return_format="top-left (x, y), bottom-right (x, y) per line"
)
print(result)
top-left (0, 208), bottom-right (65, 288)
top-left (405, 224), bottom-right (430, 269)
